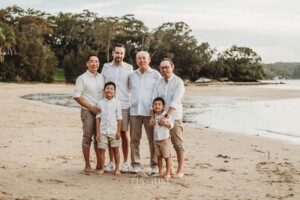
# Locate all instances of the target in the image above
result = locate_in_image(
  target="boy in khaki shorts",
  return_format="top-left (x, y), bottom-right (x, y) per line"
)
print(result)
top-left (152, 97), bottom-right (174, 179)
top-left (95, 82), bottom-right (122, 175)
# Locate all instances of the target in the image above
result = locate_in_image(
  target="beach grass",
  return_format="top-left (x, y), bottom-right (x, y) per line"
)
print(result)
top-left (53, 68), bottom-right (65, 82)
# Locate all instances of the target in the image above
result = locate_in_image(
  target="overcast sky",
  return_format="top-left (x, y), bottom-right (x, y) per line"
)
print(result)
top-left (1, 0), bottom-right (299, 63)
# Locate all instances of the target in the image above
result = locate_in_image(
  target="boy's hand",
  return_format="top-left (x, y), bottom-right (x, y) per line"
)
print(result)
top-left (96, 132), bottom-right (100, 141)
top-left (158, 117), bottom-right (167, 126)
top-left (116, 131), bottom-right (121, 140)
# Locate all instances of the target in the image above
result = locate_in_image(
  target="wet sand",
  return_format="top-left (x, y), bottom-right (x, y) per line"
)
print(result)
top-left (0, 83), bottom-right (299, 200)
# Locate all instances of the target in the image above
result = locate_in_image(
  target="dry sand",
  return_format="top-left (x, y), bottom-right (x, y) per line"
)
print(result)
top-left (0, 83), bottom-right (300, 200)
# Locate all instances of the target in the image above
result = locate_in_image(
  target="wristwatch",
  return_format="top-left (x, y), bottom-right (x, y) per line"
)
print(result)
top-left (164, 114), bottom-right (169, 118)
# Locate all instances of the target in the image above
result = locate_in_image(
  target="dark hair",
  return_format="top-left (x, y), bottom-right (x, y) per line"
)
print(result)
top-left (104, 81), bottom-right (116, 90)
top-left (86, 54), bottom-right (99, 62)
top-left (113, 43), bottom-right (125, 51)
top-left (153, 97), bottom-right (165, 105)
top-left (160, 57), bottom-right (174, 67)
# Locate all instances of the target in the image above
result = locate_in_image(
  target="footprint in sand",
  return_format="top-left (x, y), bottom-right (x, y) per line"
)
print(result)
top-left (194, 163), bottom-right (213, 169)
top-left (256, 162), bottom-right (298, 184)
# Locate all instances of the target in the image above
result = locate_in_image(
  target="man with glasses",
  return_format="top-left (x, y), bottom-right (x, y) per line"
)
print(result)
top-left (152, 58), bottom-right (185, 178)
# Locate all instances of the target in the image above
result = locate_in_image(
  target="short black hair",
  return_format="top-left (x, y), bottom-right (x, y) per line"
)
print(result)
top-left (86, 54), bottom-right (98, 62)
top-left (153, 97), bottom-right (165, 105)
top-left (104, 81), bottom-right (116, 90)
top-left (113, 43), bottom-right (125, 51)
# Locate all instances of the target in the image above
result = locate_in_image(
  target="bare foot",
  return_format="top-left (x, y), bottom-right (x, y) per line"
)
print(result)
top-left (164, 173), bottom-right (171, 179)
top-left (98, 169), bottom-right (105, 174)
top-left (153, 172), bottom-right (163, 177)
top-left (114, 170), bottom-right (121, 175)
top-left (172, 172), bottom-right (184, 179)
top-left (164, 169), bottom-right (175, 176)
top-left (84, 167), bottom-right (95, 174)
top-left (96, 165), bottom-right (101, 170)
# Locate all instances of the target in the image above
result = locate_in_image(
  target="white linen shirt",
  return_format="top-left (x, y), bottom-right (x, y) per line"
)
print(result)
top-left (154, 112), bottom-right (174, 141)
top-left (73, 70), bottom-right (105, 109)
top-left (101, 62), bottom-right (133, 109)
top-left (129, 67), bottom-right (161, 116)
top-left (96, 98), bottom-right (122, 136)
top-left (153, 74), bottom-right (185, 120)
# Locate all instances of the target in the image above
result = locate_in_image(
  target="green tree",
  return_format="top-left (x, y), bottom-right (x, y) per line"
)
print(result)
top-left (221, 45), bottom-right (264, 81)
top-left (117, 14), bottom-right (149, 66)
top-left (0, 25), bottom-right (16, 62)
top-left (62, 45), bottom-right (98, 83)
top-left (150, 22), bottom-right (197, 75)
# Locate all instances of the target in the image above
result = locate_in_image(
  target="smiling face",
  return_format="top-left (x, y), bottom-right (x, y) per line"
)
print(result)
top-left (113, 46), bottom-right (125, 65)
top-left (103, 84), bottom-right (115, 99)
top-left (86, 56), bottom-right (99, 75)
top-left (136, 51), bottom-right (151, 71)
top-left (153, 100), bottom-right (165, 115)
top-left (160, 60), bottom-right (174, 79)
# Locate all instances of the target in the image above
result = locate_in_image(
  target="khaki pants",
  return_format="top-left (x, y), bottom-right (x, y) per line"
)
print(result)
top-left (130, 116), bottom-right (157, 167)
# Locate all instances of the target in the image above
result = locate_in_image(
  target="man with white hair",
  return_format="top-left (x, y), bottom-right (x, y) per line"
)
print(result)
top-left (129, 51), bottom-right (161, 174)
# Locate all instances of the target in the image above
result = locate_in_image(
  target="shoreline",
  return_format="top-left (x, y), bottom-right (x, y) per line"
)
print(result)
top-left (0, 83), bottom-right (300, 199)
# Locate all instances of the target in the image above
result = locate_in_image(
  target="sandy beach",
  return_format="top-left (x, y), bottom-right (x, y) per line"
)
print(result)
top-left (0, 83), bottom-right (300, 200)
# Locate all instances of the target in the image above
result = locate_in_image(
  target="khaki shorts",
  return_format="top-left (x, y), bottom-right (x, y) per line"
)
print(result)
top-left (121, 108), bottom-right (130, 132)
top-left (154, 138), bottom-right (171, 159)
top-left (81, 109), bottom-right (96, 147)
top-left (170, 120), bottom-right (185, 153)
top-left (97, 134), bottom-right (120, 149)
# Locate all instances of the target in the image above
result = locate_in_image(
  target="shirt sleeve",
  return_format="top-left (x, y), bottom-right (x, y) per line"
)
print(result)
top-left (168, 116), bottom-right (175, 129)
top-left (73, 76), bottom-right (84, 98)
top-left (101, 65), bottom-right (108, 82)
top-left (116, 101), bottom-right (123, 120)
top-left (95, 101), bottom-right (101, 119)
top-left (151, 80), bottom-right (160, 110)
top-left (169, 78), bottom-right (185, 110)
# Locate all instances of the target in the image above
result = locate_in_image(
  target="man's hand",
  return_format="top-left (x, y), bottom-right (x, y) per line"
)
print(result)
top-left (116, 131), bottom-right (121, 140)
top-left (149, 117), bottom-right (155, 127)
top-left (89, 106), bottom-right (101, 115)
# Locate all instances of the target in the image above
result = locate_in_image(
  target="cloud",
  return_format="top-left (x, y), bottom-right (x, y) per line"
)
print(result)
top-left (1, 0), bottom-right (299, 62)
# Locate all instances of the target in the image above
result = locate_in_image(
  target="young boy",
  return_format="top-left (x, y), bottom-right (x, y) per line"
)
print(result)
top-left (95, 82), bottom-right (122, 175)
top-left (152, 97), bottom-right (174, 179)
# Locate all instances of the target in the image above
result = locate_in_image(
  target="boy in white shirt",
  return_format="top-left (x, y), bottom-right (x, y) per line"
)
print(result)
top-left (152, 97), bottom-right (174, 179)
top-left (95, 82), bottom-right (122, 175)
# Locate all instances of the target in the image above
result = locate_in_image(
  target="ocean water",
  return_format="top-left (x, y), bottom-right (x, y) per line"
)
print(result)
top-left (184, 80), bottom-right (300, 144)
top-left (22, 80), bottom-right (300, 144)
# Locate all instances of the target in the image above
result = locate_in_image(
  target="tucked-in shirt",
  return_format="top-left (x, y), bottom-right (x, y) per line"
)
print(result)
top-left (153, 74), bottom-right (185, 120)
top-left (101, 62), bottom-right (133, 109)
top-left (96, 98), bottom-right (122, 136)
top-left (129, 67), bottom-right (161, 116)
top-left (73, 70), bottom-right (105, 109)
top-left (154, 112), bottom-right (174, 141)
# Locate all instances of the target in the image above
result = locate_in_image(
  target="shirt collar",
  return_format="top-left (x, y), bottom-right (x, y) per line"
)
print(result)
top-left (137, 66), bottom-right (153, 75)
top-left (86, 70), bottom-right (99, 77)
top-left (164, 73), bottom-right (175, 83)
top-left (111, 61), bottom-right (124, 68)
top-left (104, 97), bottom-right (114, 102)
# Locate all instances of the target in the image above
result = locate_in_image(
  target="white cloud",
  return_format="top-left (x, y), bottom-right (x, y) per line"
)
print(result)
top-left (0, 0), bottom-right (299, 63)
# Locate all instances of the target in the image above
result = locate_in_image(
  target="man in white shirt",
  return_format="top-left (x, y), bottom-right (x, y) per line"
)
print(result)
top-left (152, 58), bottom-right (185, 178)
top-left (73, 55), bottom-right (105, 173)
top-left (129, 51), bottom-right (161, 174)
top-left (101, 43), bottom-right (133, 173)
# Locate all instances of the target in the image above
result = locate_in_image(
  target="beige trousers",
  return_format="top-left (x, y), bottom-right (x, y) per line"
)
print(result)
top-left (130, 116), bottom-right (157, 167)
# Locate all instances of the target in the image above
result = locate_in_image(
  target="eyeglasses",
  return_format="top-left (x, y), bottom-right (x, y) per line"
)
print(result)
top-left (160, 65), bottom-right (170, 70)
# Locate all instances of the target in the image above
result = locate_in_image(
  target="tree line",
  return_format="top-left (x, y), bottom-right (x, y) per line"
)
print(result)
top-left (0, 6), bottom-right (265, 83)
top-left (263, 62), bottom-right (300, 79)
